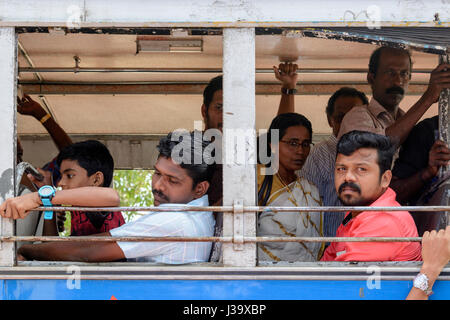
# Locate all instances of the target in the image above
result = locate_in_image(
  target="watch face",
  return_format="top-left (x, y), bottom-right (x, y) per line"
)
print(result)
top-left (39, 186), bottom-right (54, 197)
top-left (414, 273), bottom-right (429, 291)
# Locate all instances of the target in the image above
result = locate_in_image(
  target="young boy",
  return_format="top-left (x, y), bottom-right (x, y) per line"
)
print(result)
top-left (44, 140), bottom-right (125, 236)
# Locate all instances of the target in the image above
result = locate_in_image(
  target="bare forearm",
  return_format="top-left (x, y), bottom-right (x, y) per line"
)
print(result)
top-left (52, 187), bottom-right (120, 207)
top-left (41, 118), bottom-right (73, 151)
top-left (390, 171), bottom-right (430, 204)
top-left (277, 93), bottom-right (295, 115)
top-left (406, 264), bottom-right (441, 300)
top-left (385, 95), bottom-right (434, 145)
top-left (18, 233), bottom-right (125, 262)
top-left (42, 215), bottom-right (59, 236)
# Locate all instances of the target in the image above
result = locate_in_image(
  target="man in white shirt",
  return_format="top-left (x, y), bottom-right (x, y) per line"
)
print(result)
top-left (3, 131), bottom-right (216, 264)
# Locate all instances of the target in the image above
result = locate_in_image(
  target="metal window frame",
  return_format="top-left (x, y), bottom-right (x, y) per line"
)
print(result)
top-left (0, 0), bottom-right (449, 276)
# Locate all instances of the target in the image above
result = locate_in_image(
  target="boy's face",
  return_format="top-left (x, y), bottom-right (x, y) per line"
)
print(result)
top-left (58, 159), bottom-right (102, 190)
top-left (152, 156), bottom-right (207, 206)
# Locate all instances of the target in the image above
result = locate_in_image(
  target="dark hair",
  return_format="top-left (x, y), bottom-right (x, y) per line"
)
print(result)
top-left (56, 140), bottom-right (114, 187)
top-left (326, 87), bottom-right (369, 117)
top-left (203, 75), bottom-right (222, 111)
top-left (337, 130), bottom-right (395, 175)
top-left (258, 113), bottom-right (313, 205)
top-left (368, 46), bottom-right (412, 77)
top-left (157, 130), bottom-right (215, 187)
top-left (266, 113), bottom-right (312, 150)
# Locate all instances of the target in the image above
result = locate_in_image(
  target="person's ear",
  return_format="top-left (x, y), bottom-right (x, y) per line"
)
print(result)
top-left (201, 103), bottom-right (208, 120)
top-left (367, 72), bottom-right (375, 86)
top-left (90, 171), bottom-right (105, 187)
top-left (193, 181), bottom-right (209, 199)
top-left (326, 114), bottom-right (333, 128)
top-left (380, 169), bottom-right (392, 188)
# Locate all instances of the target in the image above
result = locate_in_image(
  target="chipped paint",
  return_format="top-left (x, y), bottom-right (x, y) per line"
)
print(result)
top-left (0, 27), bottom-right (17, 266)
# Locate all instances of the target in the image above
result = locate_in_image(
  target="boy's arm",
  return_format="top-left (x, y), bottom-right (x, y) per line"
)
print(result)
top-left (0, 187), bottom-right (120, 220)
top-left (18, 232), bottom-right (126, 262)
top-left (17, 94), bottom-right (73, 151)
top-left (42, 213), bottom-right (59, 236)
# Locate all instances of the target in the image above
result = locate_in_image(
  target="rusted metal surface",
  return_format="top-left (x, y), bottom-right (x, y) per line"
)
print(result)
top-left (0, 235), bottom-right (422, 243)
top-left (18, 67), bottom-right (434, 74)
top-left (0, 27), bottom-right (17, 266)
top-left (19, 82), bottom-right (430, 95)
top-left (439, 54), bottom-right (450, 179)
top-left (299, 27), bottom-right (449, 55)
top-left (30, 205), bottom-right (450, 212)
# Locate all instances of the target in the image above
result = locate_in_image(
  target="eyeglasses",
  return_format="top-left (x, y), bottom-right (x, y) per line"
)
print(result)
top-left (280, 139), bottom-right (313, 149)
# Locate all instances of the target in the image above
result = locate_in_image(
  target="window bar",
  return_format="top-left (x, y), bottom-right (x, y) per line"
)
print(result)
top-left (0, 27), bottom-right (17, 267)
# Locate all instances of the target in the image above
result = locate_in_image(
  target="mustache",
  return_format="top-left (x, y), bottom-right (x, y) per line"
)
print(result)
top-left (386, 86), bottom-right (404, 95)
top-left (152, 189), bottom-right (169, 202)
top-left (338, 182), bottom-right (361, 194)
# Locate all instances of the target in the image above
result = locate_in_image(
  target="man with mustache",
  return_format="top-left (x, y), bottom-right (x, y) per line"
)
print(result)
top-left (1, 131), bottom-right (216, 263)
top-left (321, 130), bottom-right (421, 261)
top-left (338, 46), bottom-right (450, 147)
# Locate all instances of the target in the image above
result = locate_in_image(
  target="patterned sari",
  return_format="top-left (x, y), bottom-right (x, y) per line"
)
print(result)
top-left (257, 172), bottom-right (324, 262)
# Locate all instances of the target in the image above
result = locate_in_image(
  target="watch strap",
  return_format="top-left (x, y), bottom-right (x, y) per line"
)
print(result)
top-left (281, 87), bottom-right (297, 95)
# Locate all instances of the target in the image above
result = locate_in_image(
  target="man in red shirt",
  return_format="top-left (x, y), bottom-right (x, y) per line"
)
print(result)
top-left (321, 130), bottom-right (421, 261)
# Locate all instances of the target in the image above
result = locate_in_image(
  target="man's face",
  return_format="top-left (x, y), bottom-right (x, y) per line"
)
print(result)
top-left (58, 159), bottom-right (102, 190)
top-left (335, 148), bottom-right (391, 206)
top-left (152, 156), bottom-right (200, 206)
top-left (202, 89), bottom-right (223, 132)
top-left (328, 95), bottom-right (365, 137)
top-left (368, 49), bottom-right (411, 112)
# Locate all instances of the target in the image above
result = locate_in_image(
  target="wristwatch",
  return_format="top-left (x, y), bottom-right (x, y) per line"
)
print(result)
top-left (281, 87), bottom-right (297, 95)
top-left (38, 185), bottom-right (56, 220)
top-left (413, 273), bottom-right (433, 296)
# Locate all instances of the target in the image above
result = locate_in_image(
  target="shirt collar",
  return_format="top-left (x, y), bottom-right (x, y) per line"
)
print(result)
top-left (340, 188), bottom-right (397, 226)
top-left (369, 98), bottom-right (404, 120)
top-left (157, 194), bottom-right (209, 208)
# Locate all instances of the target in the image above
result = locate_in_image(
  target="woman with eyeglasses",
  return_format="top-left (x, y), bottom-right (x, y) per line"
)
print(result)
top-left (257, 112), bottom-right (324, 262)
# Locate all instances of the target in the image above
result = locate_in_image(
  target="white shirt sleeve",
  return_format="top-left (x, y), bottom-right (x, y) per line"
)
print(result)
top-left (110, 212), bottom-right (185, 260)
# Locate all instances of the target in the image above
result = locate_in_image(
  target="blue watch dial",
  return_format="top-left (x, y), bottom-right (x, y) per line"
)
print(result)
top-left (38, 186), bottom-right (55, 220)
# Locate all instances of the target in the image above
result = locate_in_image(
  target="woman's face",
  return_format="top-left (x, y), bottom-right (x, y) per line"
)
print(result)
top-left (275, 125), bottom-right (312, 173)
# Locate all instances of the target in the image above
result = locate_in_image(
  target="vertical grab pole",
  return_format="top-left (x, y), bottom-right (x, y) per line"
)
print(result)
top-left (222, 28), bottom-right (257, 266)
top-left (438, 54), bottom-right (450, 226)
top-left (438, 54), bottom-right (449, 178)
top-left (0, 27), bottom-right (17, 266)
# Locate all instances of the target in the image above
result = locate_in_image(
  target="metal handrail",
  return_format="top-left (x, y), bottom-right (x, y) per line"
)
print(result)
top-left (3, 205), bottom-right (446, 244)
top-left (18, 67), bottom-right (434, 74)
top-left (0, 236), bottom-right (422, 243)
top-left (32, 205), bottom-right (450, 212)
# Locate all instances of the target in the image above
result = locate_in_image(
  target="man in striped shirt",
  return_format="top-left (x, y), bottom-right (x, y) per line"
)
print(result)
top-left (4, 131), bottom-right (216, 264)
top-left (300, 88), bottom-right (368, 237)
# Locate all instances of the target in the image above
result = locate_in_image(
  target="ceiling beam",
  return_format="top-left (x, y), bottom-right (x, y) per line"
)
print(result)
top-left (20, 82), bottom-right (429, 95)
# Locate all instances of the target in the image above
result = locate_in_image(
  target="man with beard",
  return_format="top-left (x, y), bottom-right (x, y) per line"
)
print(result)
top-left (1, 131), bottom-right (216, 263)
top-left (321, 130), bottom-right (421, 261)
top-left (338, 46), bottom-right (450, 147)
